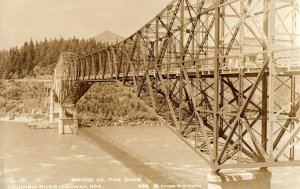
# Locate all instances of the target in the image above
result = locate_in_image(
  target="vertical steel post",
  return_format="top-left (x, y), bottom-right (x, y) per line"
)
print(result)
top-left (111, 48), bottom-right (117, 79)
top-left (179, 0), bottom-right (184, 132)
top-left (98, 52), bottom-right (103, 79)
top-left (122, 44), bottom-right (126, 81)
top-left (80, 58), bottom-right (84, 80)
top-left (167, 4), bottom-right (171, 119)
top-left (238, 0), bottom-right (245, 164)
top-left (91, 54), bottom-right (95, 79)
top-left (262, 0), bottom-right (269, 152)
top-left (290, 0), bottom-right (296, 161)
top-left (106, 49), bottom-right (112, 79)
top-left (262, 76), bottom-right (268, 151)
top-left (213, 0), bottom-right (220, 164)
top-left (86, 57), bottom-right (91, 80)
top-left (238, 69), bottom-right (244, 163)
top-left (83, 58), bottom-right (87, 80)
top-left (220, 1), bottom-right (225, 133)
top-left (155, 18), bottom-right (159, 112)
top-left (268, 0), bottom-right (275, 159)
top-left (290, 76), bottom-right (295, 160)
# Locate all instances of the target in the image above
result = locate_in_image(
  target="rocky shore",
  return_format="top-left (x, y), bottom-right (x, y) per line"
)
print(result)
top-left (80, 117), bottom-right (160, 128)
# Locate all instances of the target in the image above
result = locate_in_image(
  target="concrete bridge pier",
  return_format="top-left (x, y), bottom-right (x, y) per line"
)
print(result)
top-left (49, 89), bottom-right (54, 124)
top-left (58, 104), bottom-right (78, 134)
top-left (58, 105), bottom-right (64, 134)
top-left (207, 168), bottom-right (271, 189)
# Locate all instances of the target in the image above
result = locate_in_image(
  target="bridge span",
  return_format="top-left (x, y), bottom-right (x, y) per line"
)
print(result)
top-left (49, 0), bottom-right (300, 188)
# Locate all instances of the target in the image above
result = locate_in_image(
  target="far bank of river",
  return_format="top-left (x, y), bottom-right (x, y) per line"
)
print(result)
top-left (0, 121), bottom-right (299, 189)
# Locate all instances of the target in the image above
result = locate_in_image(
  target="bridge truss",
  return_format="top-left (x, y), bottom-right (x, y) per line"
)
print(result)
top-left (53, 0), bottom-right (300, 171)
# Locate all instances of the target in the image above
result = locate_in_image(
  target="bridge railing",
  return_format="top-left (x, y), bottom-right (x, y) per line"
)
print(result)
top-left (53, 47), bottom-right (300, 103)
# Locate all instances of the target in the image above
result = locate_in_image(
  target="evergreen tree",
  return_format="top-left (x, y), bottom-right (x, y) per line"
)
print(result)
top-left (0, 37), bottom-right (104, 78)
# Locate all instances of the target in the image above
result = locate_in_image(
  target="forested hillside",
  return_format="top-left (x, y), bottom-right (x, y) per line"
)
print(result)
top-left (0, 80), bottom-right (46, 118)
top-left (77, 82), bottom-right (156, 127)
top-left (0, 36), bottom-right (154, 126)
top-left (0, 38), bottom-right (106, 79)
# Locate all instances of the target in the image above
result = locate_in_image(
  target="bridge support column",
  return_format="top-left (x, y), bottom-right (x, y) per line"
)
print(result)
top-left (58, 104), bottom-right (78, 134)
top-left (58, 105), bottom-right (64, 134)
top-left (73, 106), bottom-right (79, 134)
top-left (49, 89), bottom-right (54, 124)
top-left (207, 168), bottom-right (271, 189)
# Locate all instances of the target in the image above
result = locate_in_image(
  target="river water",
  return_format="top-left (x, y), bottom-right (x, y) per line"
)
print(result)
top-left (0, 121), bottom-right (299, 189)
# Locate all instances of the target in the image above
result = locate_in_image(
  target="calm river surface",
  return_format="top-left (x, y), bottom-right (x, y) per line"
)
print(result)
top-left (0, 121), bottom-right (299, 189)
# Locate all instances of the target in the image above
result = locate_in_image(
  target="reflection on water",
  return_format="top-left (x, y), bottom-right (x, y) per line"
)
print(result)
top-left (0, 121), bottom-right (299, 189)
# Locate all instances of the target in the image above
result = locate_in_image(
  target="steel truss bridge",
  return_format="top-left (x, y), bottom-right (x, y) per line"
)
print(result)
top-left (52, 0), bottom-right (300, 171)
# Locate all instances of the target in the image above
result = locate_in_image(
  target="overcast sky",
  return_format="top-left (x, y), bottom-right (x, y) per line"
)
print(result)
top-left (0, 0), bottom-right (171, 50)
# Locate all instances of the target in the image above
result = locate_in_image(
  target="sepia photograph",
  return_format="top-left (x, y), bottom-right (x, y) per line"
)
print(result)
top-left (0, 0), bottom-right (300, 189)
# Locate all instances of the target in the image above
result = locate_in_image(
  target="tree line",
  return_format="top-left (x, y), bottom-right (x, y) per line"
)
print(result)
top-left (0, 38), bottom-right (106, 79)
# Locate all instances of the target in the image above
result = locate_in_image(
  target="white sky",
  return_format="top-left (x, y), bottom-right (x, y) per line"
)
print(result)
top-left (0, 0), bottom-right (171, 50)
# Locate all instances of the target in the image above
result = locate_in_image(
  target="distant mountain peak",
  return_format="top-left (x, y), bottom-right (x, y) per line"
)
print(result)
top-left (93, 31), bottom-right (124, 44)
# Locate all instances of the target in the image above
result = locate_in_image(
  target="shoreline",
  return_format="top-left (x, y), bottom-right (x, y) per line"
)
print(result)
top-left (0, 116), bottom-right (35, 123)
top-left (0, 117), bottom-right (57, 130)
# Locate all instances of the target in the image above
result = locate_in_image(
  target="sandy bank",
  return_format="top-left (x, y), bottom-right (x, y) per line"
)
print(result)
top-left (0, 116), bottom-right (35, 123)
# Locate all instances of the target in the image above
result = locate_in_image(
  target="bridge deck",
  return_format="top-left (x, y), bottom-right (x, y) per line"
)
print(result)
top-left (77, 67), bottom-right (300, 82)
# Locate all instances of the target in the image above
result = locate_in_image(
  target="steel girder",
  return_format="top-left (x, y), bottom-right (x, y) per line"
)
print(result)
top-left (53, 0), bottom-right (300, 170)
